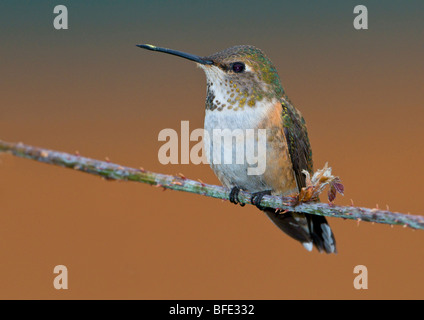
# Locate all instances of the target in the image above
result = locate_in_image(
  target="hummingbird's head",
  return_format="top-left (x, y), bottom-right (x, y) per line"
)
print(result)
top-left (137, 44), bottom-right (285, 111)
top-left (200, 45), bottom-right (285, 110)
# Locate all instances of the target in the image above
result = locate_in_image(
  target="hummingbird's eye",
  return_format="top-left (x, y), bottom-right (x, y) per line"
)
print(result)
top-left (231, 62), bottom-right (245, 73)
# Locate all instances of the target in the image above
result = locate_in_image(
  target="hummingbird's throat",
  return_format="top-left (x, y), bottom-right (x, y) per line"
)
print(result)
top-left (200, 65), bottom-right (272, 112)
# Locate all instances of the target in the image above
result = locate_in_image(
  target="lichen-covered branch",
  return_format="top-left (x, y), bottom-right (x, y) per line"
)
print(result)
top-left (1, 139), bottom-right (423, 230)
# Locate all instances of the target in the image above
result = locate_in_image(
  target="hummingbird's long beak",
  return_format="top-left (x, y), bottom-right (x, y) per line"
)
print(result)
top-left (136, 44), bottom-right (213, 65)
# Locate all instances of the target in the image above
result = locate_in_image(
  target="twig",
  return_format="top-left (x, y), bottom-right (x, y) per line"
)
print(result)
top-left (1, 139), bottom-right (423, 230)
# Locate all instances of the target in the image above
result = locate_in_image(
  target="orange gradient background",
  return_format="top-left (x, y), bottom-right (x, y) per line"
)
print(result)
top-left (0, 1), bottom-right (423, 299)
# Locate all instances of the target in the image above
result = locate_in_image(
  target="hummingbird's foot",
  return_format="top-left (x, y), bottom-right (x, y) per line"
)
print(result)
top-left (229, 186), bottom-right (245, 207)
top-left (251, 190), bottom-right (272, 210)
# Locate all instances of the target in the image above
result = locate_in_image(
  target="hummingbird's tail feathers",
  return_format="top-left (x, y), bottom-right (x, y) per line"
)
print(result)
top-left (263, 209), bottom-right (312, 244)
top-left (263, 209), bottom-right (337, 254)
top-left (307, 215), bottom-right (337, 254)
top-left (302, 241), bottom-right (313, 252)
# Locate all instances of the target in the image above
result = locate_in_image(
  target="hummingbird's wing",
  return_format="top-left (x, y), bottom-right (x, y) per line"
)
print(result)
top-left (281, 101), bottom-right (313, 189)
top-left (272, 100), bottom-right (337, 253)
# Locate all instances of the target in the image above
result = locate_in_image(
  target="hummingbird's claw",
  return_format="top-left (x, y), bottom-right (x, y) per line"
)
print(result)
top-left (250, 190), bottom-right (272, 210)
top-left (229, 186), bottom-right (245, 207)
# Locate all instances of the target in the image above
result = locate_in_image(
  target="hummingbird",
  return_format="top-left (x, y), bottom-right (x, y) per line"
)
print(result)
top-left (137, 44), bottom-right (336, 253)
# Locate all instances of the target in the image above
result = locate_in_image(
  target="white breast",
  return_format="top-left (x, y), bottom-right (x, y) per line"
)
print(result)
top-left (204, 100), bottom-right (276, 191)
